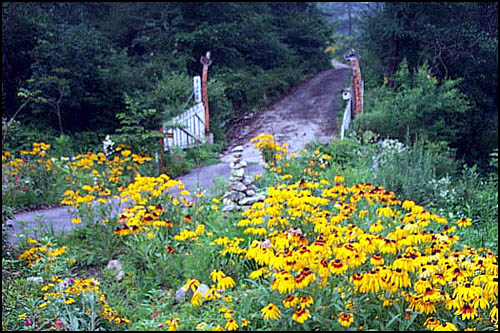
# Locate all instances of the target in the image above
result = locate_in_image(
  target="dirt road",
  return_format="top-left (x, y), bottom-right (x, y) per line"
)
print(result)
top-left (221, 67), bottom-right (351, 163)
top-left (7, 64), bottom-right (351, 243)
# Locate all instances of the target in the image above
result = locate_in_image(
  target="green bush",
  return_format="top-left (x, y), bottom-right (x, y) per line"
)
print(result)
top-left (351, 60), bottom-right (470, 147)
top-left (427, 164), bottom-right (498, 252)
top-left (370, 138), bottom-right (459, 206)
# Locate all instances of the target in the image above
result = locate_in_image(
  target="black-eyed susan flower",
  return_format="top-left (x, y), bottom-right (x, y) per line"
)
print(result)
top-left (454, 302), bottom-right (478, 321)
top-left (272, 270), bottom-right (296, 293)
top-left (369, 222), bottom-right (384, 234)
top-left (64, 297), bottom-right (75, 305)
top-left (224, 318), bottom-right (238, 331)
top-left (379, 239), bottom-right (398, 255)
top-left (261, 303), bottom-right (281, 320)
top-left (165, 317), bottom-right (180, 331)
top-left (329, 259), bottom-right (348, 275)
top-left (337, 312), bottom-right (354, 327)
top-left (210, 269), bottom-right (226, 283)
top-left (299, 295), bottom-right (314, 308)
top-left (217, 276), bottom-right (236, 290)
top-left (283, 295), bottom-right (299, 308)
top-left (413, 278), bottom-right (432, 294)
top-left (452, 282), bottom-right (482, 303)
top-left (421, 287), bottom-right (441, 303)
top-left (388, 268), bottom-right (412, 289)
top-left (432, 321), bottom-right (458, 331)
top-left (456, 218), bottom-right (472, 228)
top-left (370, 253), bottom-right (384, 266)
top-left (424, 317), bottom-right (441, 330)
top-left (408, 295), bottom-right (437, 315)
top-left (350, 272), bottom-right (364, 291)
top-left (359, 270), bottom-right (382, 293)
top-left (184, 278), bottom-right (200, 293)
top-left (191, 290), bottom-right (205, 306)
top-left (292, 306), bottom-right (311, 324)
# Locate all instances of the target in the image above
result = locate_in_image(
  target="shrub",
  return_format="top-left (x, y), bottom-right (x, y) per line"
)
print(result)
top-left (370, 138), bottom-right (459, 206)
top-left (351, 60), bottom-right (470, 148)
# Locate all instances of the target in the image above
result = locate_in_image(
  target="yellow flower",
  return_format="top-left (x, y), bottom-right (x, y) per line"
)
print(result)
top-left (424, 317), bottom-right (441, 330)
top-left (453, 282), bottom-right (482, 303)
top-left (195, 224), bottom-right (205, 235)
top-left (121, 150), bottom-right (131, 157)
top-left (433, 321), bottom-right (458, 331)
top-left (217, 276), bottom-right (236, 290)
top-left (261, 303), bottom-right (281, 320)
top-left (146, 232), bottom-right (155, 239)
top-left (184, 278), bottom-right (200, 293)
top-left (208, 270), bottom-right (225, 284)
top-left (378, 206), bottom-right (394, 218)
top-left (369, 222), bottom-right (384, 233)
top-left (65, 297), bottom-right (75, 305)
top-left (283, 295), bottom-right (299, 308)
top-left (370, 254), bottom-right (384, 266)
top-left (191, 290), bottom-right (204, 306)
top-left (224, 318), bottom-right (238, 331)
top-left (454, 302), bottom-right (478, 321)
top-left (71, 217), bottom-right (82, 224)
top-left (334, 175), bottom-right (345, 183)
top-left (457, 218), bottom-right (472, 227)
top-left (490, 303), bottom-right (498, 325)
top-left (292, 306), bottom-right (311, 324)
top-left (338, 312), bottom-right (354, 327)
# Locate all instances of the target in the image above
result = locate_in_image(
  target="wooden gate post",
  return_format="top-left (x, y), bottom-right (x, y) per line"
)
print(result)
top-left (351, 57), bottom-right (363, 116)
top-left (200, 51), bottom-right (212, 136)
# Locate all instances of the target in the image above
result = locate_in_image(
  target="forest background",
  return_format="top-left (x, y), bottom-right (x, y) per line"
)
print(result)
top-left (2, 2), bottom-right (498, 169)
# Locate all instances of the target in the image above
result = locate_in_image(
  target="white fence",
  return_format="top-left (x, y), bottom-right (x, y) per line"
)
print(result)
top-left (162, 102), bottom-right (207, 150)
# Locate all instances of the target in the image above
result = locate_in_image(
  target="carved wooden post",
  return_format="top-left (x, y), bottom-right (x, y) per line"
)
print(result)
top-left (351, 57), bottom-right (363, 116)
top-left (200, 51), bottom-right (212, 136)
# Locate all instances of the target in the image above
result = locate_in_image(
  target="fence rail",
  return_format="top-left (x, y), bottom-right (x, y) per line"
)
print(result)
top-left (162, 102), bottom-right (206, 150)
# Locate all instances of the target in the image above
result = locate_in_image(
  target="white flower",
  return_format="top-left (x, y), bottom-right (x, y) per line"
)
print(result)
top-left (102, 135), bottom-right (115, 157)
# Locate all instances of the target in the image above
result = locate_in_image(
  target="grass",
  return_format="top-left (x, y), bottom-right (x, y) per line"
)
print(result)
top-left (2, 135), bottom-right (498, 331)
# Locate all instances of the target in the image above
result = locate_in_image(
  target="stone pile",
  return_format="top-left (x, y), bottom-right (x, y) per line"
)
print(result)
top-left (222, 146), bottom-right (265, 213)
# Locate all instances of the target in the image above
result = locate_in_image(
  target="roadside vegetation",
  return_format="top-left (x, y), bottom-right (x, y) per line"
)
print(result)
top-left (2, 133), bottom-right (497, 331)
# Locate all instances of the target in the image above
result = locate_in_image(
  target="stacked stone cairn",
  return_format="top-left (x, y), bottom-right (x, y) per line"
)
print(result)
top-left (222, 145), bottom-right (265, 213)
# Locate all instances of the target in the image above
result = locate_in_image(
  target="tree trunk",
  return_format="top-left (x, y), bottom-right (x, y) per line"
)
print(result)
top-left (348, 3), bottom-right (352, 35)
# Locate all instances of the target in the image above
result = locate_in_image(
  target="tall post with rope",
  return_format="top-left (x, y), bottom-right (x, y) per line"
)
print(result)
top-left (200, 51), bottom-right (212, 142)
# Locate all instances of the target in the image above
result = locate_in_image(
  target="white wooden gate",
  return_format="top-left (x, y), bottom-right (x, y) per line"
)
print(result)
top-left (162, 102), bottom-right (207, 150)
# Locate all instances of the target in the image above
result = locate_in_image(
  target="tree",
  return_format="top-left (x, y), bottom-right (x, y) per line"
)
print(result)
top-left (359, 2), bottom-right (498, 166)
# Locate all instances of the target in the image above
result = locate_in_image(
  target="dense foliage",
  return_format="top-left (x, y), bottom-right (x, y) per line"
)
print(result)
top-left (352, 60), bottom-right (470, 147)
top-left (357, 2), bottom-right (498, 167)
top-left (2, 2), bottom-right (332, 153)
